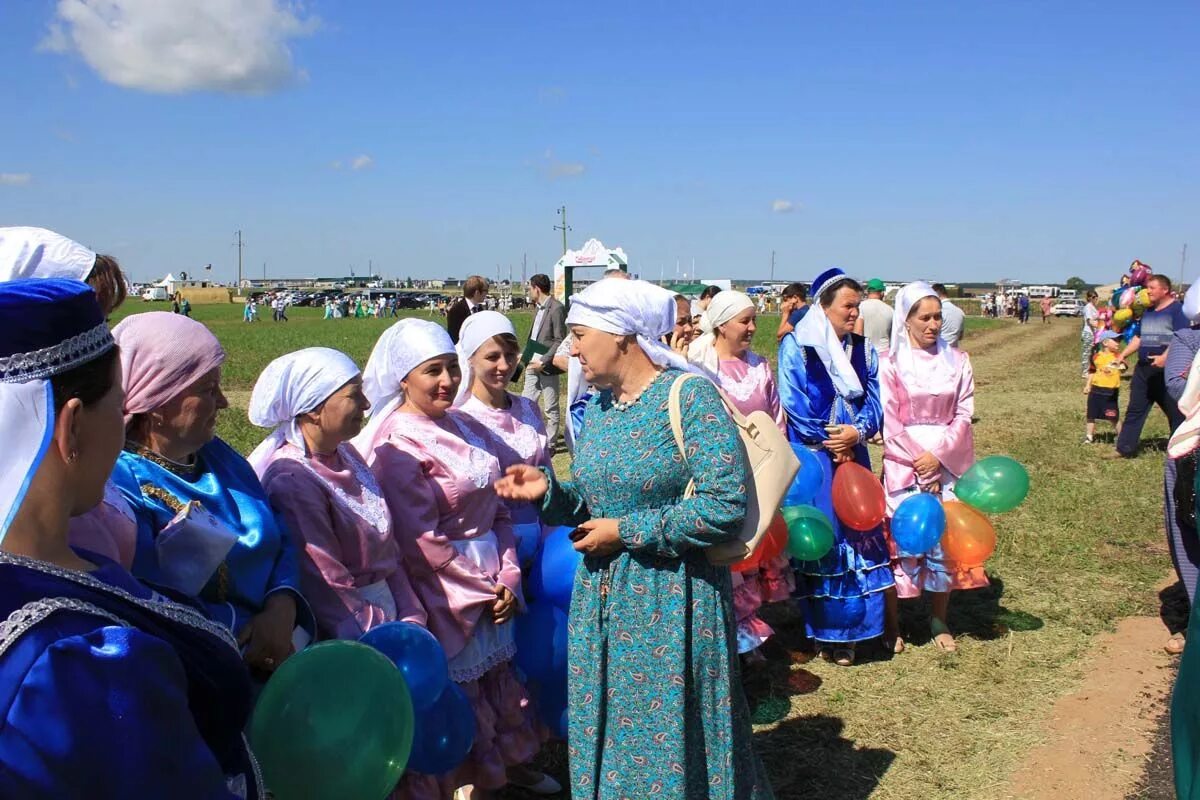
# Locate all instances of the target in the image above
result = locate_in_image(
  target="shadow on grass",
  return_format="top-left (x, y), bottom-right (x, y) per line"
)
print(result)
top-left (896, 575), bottom-right (1045, 646)
top-left (756, 714), bottom-right (895, 799)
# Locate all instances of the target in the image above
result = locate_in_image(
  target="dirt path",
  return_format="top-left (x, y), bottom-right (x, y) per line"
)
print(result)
top-left (1003, 612), bottom-right (1177, 799)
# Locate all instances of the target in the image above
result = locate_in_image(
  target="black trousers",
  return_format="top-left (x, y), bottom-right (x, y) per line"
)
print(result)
top-left (1116, 361), bottom-right (1184, 455)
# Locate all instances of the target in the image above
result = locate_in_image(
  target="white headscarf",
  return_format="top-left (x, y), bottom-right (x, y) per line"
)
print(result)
top-left (1183, 274), bottom-right (1200, 323)
top-left (246, 348), bottom-right (361, 474)
top-left (688, 290), bottom-right (756, 376)
top-left (889, 282), bottom-right (957, 386)
top-left (353, 319), bottom-right (455, 452)
top-left (454, 310), bottom-right (516, 406)
top-left (0, 227), bottom-right (96, 283)
top-left (792, 296), bottom-right (864, 399)
top-left (565, 278), bottom-right (696, 376)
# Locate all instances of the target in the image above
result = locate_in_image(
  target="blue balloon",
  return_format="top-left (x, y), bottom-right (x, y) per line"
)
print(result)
top-left (513, 521), bottom-right (542, 565)
top-left (890, 493), bottom-right (946, 556)
top-left (528, 525), bottom-right (582, 610)
top-left (407, 682), bottom-right (476, 776)
top-left (359, 622), bottom-right (448, 712)
top-left (513, 602), bottom-right (568, 684)
top-left (532, 677), bottom-right (569, 740)
top-left (785, 443), bottom-right (825, 506)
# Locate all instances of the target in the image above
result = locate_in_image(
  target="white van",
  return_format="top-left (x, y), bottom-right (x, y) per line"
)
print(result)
top-left (141, 286), bottom-right (168, 302)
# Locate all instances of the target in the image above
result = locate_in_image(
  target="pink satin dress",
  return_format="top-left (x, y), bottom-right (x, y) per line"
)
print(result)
top-left (880, 347), bottom-right (989, 597)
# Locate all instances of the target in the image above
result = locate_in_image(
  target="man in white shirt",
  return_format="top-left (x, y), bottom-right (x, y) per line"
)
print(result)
top-left (934, 283), bottom-right (965, 347)
top-left (856, 278), bottom-right (893, 353)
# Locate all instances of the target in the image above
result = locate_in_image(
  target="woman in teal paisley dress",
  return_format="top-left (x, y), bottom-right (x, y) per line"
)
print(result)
top-left (497, 279), bottom-right (773, 799)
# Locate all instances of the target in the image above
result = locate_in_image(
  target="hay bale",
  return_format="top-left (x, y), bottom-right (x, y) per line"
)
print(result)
top-left (179, 287), bottom-right (233, 304)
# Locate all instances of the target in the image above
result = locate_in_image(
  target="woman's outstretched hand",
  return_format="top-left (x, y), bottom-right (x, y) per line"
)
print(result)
top-left (494, 464), bottom-right (550, 503)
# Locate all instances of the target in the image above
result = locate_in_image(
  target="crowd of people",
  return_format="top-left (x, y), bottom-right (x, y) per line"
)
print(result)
top-left (0, 225), bottom-right (1002, 799)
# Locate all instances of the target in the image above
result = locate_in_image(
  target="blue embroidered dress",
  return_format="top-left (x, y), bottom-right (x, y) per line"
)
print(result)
top-left (0, 549), bottom-right (260, 799)
top-left (110, 437), bottom-right (309, 635)
top-left (540, 369), bottom-right (773, 800)
top-left (777, 331), bottom-right (894, 643)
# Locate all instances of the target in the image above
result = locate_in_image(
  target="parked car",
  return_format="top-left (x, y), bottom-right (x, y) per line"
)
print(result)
top-left (1052, 299), bottom-right (1084, 317)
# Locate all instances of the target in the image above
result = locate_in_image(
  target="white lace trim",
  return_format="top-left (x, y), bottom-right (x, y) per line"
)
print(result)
top-left (716, 359), bottom-right (766, 403)
top-left (445, 415), bottom-right (496, 489)
top-left (276, 445), bottom-right (390, 535)
top-left (0, 551), bottom-right (240, 651)
top-left (449, 638), bottom-right (516, 683)
top-left (499, 399), bottom-right (546, 462)
top-left (0, 597), bottom-right (130, 657)
top-left (0, 323), bottom-right (114, 383)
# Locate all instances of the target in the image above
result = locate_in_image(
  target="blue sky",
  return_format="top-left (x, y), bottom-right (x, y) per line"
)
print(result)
top-left (1, 1), bottom-right (1197, 285)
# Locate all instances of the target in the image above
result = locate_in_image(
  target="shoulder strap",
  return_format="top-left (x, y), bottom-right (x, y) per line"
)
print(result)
top-left (668, 372), bottom-right (706, 463)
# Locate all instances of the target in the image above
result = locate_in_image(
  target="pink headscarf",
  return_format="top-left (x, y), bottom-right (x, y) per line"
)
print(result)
top-left (112, 312), bottom-right (226, 422)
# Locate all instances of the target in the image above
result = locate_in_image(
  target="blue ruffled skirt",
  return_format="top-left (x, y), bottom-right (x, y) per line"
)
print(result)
top-left (792, 447), bottom-right (894, 643)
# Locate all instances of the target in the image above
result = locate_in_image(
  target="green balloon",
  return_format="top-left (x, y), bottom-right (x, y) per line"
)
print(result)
top-left (250, 641), bottom-right (415, 800)
top-left (955, 455), bottom-right (1030, 514)
top-left (781, 504), bottom-right (836, 561)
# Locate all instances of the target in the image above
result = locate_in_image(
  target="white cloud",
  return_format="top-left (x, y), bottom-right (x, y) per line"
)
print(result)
top-left (772, 199), bottom-right (795, 213)
top-left (536, 149), bottom-right (585, 180)
top-left (0, 174), bottom-right (32, 186)
top-left (40, 0), bottom-right (319, 95)
top-left (350, 154), bottom-right (374, 171)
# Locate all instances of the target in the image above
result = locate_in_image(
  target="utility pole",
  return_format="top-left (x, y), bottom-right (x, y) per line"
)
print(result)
top-left (554, 206), bottom-right (571, 254)
top-left (234, 230), bottom-right (245, 295)
top-left (771, 250), bottom-right (776, 282)
top-left (1181, 243), bottom-right (1189, 287)
top-left (522, 253), bottom-right (527, 284)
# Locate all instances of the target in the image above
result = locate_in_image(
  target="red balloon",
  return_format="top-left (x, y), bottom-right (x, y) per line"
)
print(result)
top-left (831, 462), bottom-right (886, 531)
top-left (731, 513), bottom-right (788, 573)
top-left (941, 501), bottom-right (996, 565)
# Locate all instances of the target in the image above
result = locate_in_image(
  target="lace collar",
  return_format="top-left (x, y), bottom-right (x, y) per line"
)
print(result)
top-left (275, 445), bottom-right (390, 535)
top-left (397, 412), bottom-right (495, 489)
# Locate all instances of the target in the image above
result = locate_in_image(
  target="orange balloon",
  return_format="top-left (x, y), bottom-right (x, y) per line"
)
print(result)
top-left (731, 513), bottom-right (789, 572)
top-left (831, 462), bottom-right (886, 531)
top-left (941, 501), bottom-right (996, 565)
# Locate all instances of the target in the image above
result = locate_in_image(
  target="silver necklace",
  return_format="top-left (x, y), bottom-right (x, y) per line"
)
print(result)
top-left (613, 370), bottom-right (664, 412)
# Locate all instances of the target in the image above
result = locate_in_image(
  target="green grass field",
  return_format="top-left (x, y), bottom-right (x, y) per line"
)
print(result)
top-left (114, 301), bottom-right (1168, 798)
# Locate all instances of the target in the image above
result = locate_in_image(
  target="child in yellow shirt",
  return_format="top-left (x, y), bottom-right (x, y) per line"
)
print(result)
top-left (1084, 332), bottom-right (1124, 443)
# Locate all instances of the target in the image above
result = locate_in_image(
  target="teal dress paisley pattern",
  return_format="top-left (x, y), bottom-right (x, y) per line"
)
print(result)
top-left (541, 369), bottom-right (774, 800)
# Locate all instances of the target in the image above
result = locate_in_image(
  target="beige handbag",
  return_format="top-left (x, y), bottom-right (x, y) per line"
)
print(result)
top-left (667, 372), bottom-right (801, 566)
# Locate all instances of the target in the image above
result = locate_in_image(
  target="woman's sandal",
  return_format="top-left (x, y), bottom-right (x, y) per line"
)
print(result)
top-left (931, 619), bottom-right (957, 652)
top-left (1166, 633), bottom-right (1186, 655)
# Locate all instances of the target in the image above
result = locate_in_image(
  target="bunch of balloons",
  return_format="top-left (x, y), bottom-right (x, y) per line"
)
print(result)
top-left (888, 455), bottom-right (1030, 566)
top-left (1108, 259), bottom-right (1155, 341)
top-left (516, 524), bottom-right (580, 739)
top-left (772, 445), bottom-right (890, 564)
top-left (360, 621), bottom-right (475, 776)
top-left (249, 641), bottom-right (416, 800)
